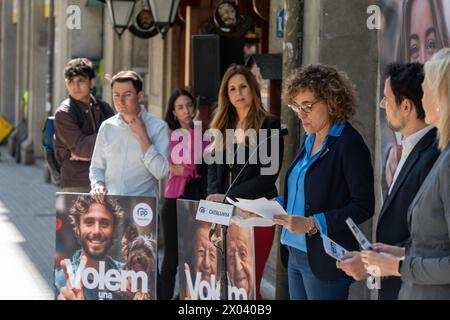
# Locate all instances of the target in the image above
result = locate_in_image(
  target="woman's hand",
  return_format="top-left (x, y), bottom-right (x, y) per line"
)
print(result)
top-left (171, 164), bottom-right (185, 176)
top-left (360, 250), bottom-right (402, 277)
top-left (235, 208), bottom-right (260, 219)
top-left (206, 194), bottom-right (226, 202)
top-left (371, 243), bottom-right (405, 257)
top-left (273, 215), bottom-right (314, 234)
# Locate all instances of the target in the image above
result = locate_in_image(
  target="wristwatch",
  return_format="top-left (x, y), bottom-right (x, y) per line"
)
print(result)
top-left (397, 256), bottom-right (405, 274)
top-left (307, 217), bottom-right (318, 236)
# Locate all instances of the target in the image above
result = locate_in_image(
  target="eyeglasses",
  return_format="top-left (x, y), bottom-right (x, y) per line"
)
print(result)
top-left (288, 100), bottom-right (320, 114)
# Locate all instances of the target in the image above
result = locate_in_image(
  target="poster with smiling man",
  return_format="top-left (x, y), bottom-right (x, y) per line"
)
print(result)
top-left (54, 193), bottom-right (157, 300)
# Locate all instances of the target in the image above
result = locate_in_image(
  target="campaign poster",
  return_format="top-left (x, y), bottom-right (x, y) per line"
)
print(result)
top-left (177, 199), bottom-right (256, 300)
top-left (54, 193), bottom-right (158, 300)
top-left (379, 0), bottom-right (450, 194)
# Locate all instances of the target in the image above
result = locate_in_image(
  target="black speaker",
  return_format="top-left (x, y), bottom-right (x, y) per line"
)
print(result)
top-left (192, 35), bottom-right (221, 104)
top-left (219, 36), bottom-right (244, 75)
top-left (192, 34), bottom-right (244, 103)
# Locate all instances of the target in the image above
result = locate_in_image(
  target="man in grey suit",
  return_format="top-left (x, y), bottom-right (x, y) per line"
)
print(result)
top-left (336, 62), bottom-right (440, 299)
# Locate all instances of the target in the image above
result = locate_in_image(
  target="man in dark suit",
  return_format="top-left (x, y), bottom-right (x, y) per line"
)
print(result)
top-left (336, 63), bottom-right (440, 300)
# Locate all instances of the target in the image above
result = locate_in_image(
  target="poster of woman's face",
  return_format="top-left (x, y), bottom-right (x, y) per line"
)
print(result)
top-left (379, 0), bottom-right (450, 193)
top-left (397, 0), bottom-right (449, 63)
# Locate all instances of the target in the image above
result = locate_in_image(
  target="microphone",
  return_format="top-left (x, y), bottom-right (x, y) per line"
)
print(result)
top-left (208, 125), bottom-right (287, 301)
top-left (208, 126), bottom-right (288, 241)
top-left (188, 113), bottom-right (196, 129)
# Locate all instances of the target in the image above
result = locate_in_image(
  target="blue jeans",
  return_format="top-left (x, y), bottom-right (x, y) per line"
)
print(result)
top-left (287, 246), bottom-right (352, 300)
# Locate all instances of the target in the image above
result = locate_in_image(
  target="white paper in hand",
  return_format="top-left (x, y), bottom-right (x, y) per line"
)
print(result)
top-left (226, 197), bottom-right (287, 219)
top-left (321, 234), bottom-right (348, 261)
top-left (345, 217), bottom-right (372, 250)
top-left (238, 217), bottom-right (275, 228)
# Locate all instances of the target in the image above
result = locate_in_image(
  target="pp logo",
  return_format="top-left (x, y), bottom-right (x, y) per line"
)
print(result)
top-left (199, 207), bottom-right (206, 214)
top-left (133, 203), bottom-right (153, 227)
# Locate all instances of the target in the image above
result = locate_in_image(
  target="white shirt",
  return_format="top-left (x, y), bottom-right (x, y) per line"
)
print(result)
top-left (388, 125), bottom-right (433, 195)
top-left (90, 106), bottom-right (169, 197)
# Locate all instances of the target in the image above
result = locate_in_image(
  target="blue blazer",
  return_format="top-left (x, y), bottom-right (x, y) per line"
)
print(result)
top-left (377, 128), bottom-right (439, 244)
top-left (281, 123), bottom-right (375, 281)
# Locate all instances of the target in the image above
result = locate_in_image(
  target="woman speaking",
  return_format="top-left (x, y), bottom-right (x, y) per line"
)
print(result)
top-left (273, 64), bottom-right (375, 300)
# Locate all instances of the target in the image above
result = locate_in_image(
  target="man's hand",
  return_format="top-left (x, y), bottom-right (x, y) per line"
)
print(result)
top-left (90, 181), bottom-right (108, 204)
top-left (171, 164), bottom-right (185, 176)
top-left (360, 250), bottom-right (402, 277)
top-left (129, 116), bottom-right (151, 154)
top-left (273, 215), bottom-right (313, 234)
top-left (69, 152), bottom-right (91, 162)
top-left (129, 116), bottom-right (148, 139)
top-left (336, 251), bottom-right (369, 281)
top-left (57, 258), bottom-right (85, 300)
top-left (206, 194), bottom-right (226, 203)
top-left (371, 243), bottom-right (405, 257)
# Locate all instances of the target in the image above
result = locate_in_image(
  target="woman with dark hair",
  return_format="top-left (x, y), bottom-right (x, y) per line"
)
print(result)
top-left (268, 64), bottom-right (374, 300)
top-left (206, 64), bottom-right (284, 300)
top-left (159, 88), bottom-right (205, 300)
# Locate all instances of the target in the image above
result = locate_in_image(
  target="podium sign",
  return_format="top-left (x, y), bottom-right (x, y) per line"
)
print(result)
top-left (177, 199), bottom-right (256, 300)
top-left (195, 199), bottom-right (234, 226)
top-left (54, 193), bottom-right (158, 300)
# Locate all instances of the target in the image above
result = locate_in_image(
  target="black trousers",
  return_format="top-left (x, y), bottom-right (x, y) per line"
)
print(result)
top-left (159, 178), bottom-right (204, 300)
top-left (379, 277), bottom-right (401, 300)
top-left (159, 198), bottom-right (178, 300)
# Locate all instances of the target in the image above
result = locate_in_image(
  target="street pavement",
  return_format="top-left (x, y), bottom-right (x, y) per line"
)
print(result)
top-left (0, 146), bottom-right (56, 299)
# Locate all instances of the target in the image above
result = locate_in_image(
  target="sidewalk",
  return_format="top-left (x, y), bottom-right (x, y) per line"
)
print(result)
top-left (0, 146), bottom-right (57, 299)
